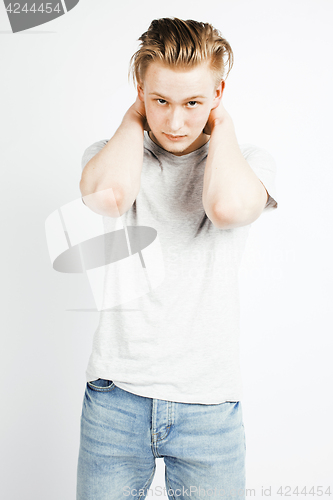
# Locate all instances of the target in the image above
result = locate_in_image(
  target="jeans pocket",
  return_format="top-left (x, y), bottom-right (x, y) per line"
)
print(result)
top-left (87, 378), bottom-right (115, 392)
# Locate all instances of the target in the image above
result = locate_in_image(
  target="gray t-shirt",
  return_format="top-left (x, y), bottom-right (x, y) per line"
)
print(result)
top-left (81, 131), bottom-right (278, 404)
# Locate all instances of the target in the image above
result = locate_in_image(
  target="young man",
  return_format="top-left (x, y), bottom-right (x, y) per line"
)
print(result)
top-left (77, 17), bottom-right (278, 500)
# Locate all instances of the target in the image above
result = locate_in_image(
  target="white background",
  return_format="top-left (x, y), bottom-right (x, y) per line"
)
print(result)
top-left (1, 0), bottom-right (332, 498)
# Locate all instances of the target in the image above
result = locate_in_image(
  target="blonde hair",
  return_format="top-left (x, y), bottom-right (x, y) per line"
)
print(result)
top-left (129, 17), bottom-right (234, 88)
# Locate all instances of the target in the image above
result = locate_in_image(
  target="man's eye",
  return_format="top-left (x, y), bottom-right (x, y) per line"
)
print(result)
top-left (188, 101), bottom-right (198, 107)
top-left (157, 99), bottom-right (167, 104)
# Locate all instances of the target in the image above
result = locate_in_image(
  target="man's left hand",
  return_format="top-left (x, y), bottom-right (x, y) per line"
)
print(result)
top-left (203, 100), bottom-right (232, 136)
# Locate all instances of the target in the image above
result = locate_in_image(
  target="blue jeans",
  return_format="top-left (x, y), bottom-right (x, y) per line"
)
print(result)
top-left (76, 379), bottom-right (246, 500)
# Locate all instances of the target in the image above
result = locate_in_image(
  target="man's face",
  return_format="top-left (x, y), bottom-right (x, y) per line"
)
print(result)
top-left (138, 60), bottom-right (223, 156)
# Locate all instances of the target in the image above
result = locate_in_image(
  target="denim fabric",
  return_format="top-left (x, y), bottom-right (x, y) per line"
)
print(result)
top-left (76, 379), bottom-right (246, 500)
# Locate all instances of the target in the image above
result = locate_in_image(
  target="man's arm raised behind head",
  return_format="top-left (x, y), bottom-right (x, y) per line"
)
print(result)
top-left (79, 96), bottom-right (147, 218)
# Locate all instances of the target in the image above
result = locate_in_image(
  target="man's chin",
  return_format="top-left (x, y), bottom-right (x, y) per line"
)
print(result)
top-left (149, 132), bottom-right (200, 156)
top-left (162, 142), bottom-right (191, 156)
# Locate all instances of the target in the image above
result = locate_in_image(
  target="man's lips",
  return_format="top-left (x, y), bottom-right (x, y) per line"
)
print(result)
top-left (163, 133), bottom-right (186, 141)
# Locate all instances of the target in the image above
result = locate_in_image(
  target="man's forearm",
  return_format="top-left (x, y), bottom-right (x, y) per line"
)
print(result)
top-left (202, 116), bottom-right (268, 229)
top-left (80, 108), bottom-right (145, 218)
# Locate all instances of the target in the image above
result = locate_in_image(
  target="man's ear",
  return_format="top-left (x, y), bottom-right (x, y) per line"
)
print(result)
top-left (137, 83), bottom-right (145, 102)
top-left (211, 80), bottom-right (225, 110)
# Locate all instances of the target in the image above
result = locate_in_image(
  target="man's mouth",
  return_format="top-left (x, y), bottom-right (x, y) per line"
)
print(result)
top-left (163, 133), bottom-right (186, 141)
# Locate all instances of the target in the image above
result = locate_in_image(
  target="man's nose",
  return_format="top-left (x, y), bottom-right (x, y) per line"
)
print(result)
top-left (167, 107), bottom-right (184, 132)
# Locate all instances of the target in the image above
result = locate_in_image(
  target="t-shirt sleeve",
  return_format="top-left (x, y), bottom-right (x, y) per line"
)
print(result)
top-left (81, 139), bottom-right (109, 171)
top-left (80, 139), bottom-right (109, 205)
top-left (240, 144), bottom-right (278, 213)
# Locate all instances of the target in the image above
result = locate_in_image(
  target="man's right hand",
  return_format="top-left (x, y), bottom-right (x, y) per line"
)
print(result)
top-left (127, 95), bottom-right (150, 132)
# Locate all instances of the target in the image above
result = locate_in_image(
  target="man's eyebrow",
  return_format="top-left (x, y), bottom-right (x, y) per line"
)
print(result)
top-left (148, 92), bottom-right (207, 100)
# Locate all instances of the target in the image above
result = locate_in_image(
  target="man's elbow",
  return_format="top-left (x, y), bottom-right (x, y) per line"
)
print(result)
top-left (209, 201), bottom-right (264, 229)
top-left (79, 179), bottom-right (126, 218)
